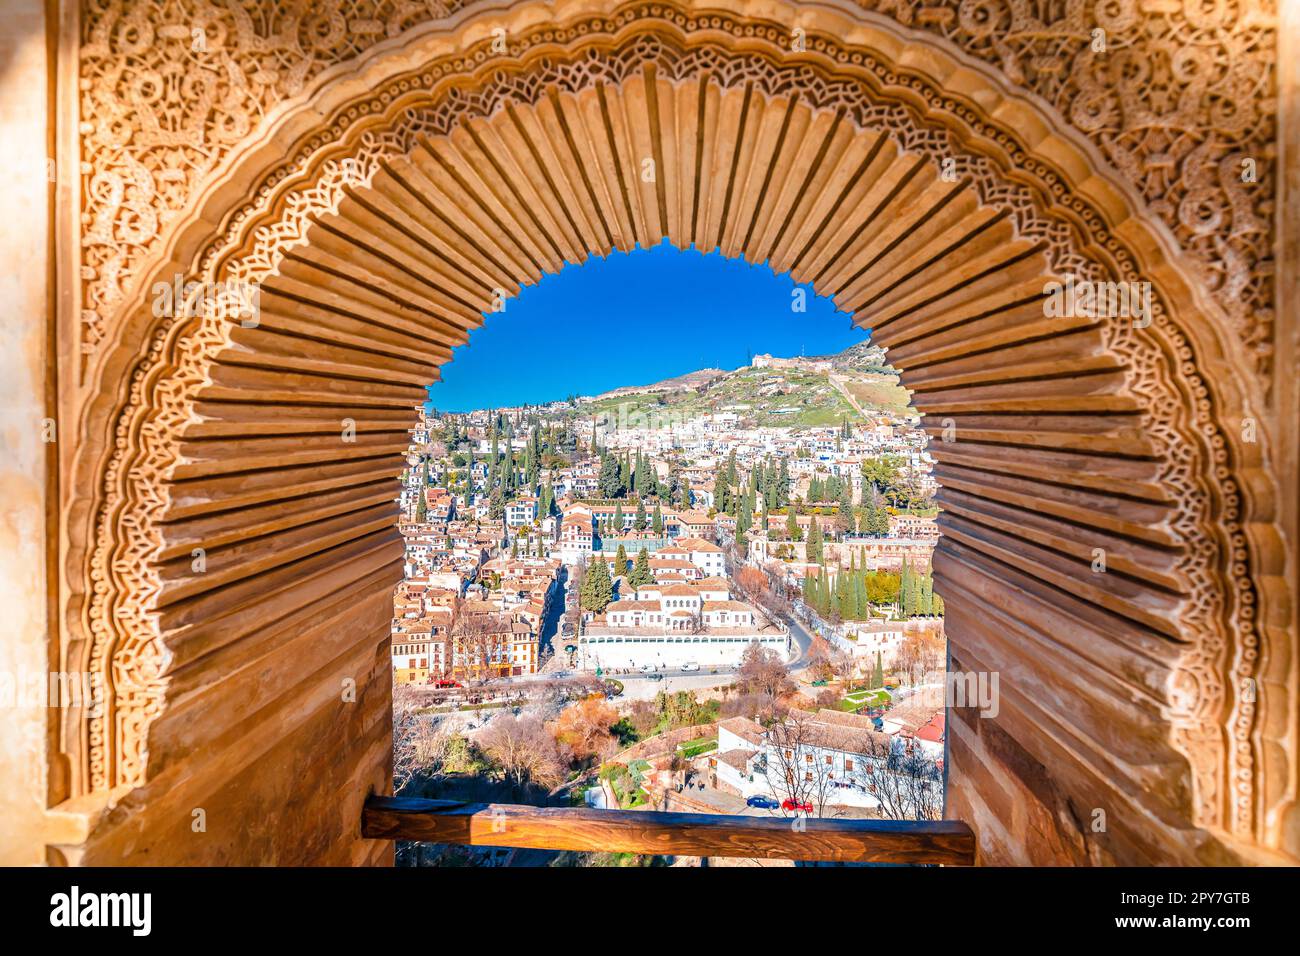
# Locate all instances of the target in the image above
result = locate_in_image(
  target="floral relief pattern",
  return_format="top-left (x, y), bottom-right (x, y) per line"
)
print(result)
top-left (78, 0), bottom-right (1277, 376)
top-left (78, 5), bottom-right (1261, 851)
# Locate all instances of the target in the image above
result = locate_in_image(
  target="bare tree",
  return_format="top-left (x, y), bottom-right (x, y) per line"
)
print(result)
top-left (760, 710), bottom-right (836, 817)
top-left (565, 562), bottom-right (585, 639)
top-left (392, 682), bottom-right (452, 795)
top-left (549, 695), bottom-right (620, 763)
top-left (454, 610), bottom-right (513, 682)
top-left (851, 732), bottom-right (944, 821)
top-left (735, 641), bottom-right (795, 714)
top-left (479, 713), bottom-right (570, 791)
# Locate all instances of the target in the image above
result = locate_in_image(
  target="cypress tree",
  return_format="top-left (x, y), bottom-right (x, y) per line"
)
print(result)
top-left (580, 557), bottom-right (614, 612)
top-left (634, 497), bottom-right (648, 532)
top-left (852, 574), bottom-right (868, 621)
top-left (836, 572), bottom-right (854, 620)
top-left (614, 543), bottom-right (628, 576)
top-left (652, 502), bottom-right (663, 535)
top-left (806, 517), bottom-right (823, 564)
top-left (836, 480), bottom-right (855, 534)
top-left (629, 548), bottom-right (654, 588)
top-left (713, 472), bottom-right (729, 514)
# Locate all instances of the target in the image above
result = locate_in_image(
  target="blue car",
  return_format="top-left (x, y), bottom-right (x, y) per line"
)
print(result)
top-left (746, 795), bottom-right (780, 810)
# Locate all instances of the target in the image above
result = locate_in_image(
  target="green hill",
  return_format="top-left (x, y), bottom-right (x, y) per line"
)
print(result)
top-left (578, 343), bottom-right (914, 428)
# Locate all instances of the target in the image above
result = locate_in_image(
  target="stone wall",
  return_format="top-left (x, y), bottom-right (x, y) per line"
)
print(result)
top-left (3, 0), bottom-right (1289, 867)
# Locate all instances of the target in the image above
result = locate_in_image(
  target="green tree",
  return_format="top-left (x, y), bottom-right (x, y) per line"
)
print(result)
top-left (776, 459), bottom-right (791, 507)
top-left (652, 502), bottom-right (664, 536)
top-left (676, 473), bottom-right (692, 509)
top-left (862, 454), bottom-right (905, 506)
top-left (628, 548), bottom-right (654, 588)
top-left (785, 509), bottom-right (802, 541)
top-left (713, 471), bottom-right (730, 515)
top-left (863, 570), bottom-right (900, 606)
top-left (806, 517), bottom-right (824, 564)
top-left (614, 544), bottom-right (629, 576)
top-left (870, 650), bottom-right (884, 689)
top-left (634, 498), bottom-right (648, 532)
top-left (580, 557), bottom-right (614, 613)
top-left (598, 454), bottom-right (622, 498)
top-left (835, 480), bottom-right (855, 534)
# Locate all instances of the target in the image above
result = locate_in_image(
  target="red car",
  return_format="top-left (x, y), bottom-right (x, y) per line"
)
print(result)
top-left (782, 798), bottom-right (814, 813)
top-left (433, 679), bottom-right (462, 689)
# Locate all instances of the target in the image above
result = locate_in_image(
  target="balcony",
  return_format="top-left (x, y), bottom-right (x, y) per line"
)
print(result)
top-left (361, 796), bottom-right (976, 865)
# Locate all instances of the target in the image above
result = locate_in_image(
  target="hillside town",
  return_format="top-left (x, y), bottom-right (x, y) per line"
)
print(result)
top-left (389, 347), bottom-right (951, 860)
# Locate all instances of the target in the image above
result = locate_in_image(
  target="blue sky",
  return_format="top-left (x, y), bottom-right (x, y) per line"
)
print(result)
top-left (426, 239), bottom-right (867, 412)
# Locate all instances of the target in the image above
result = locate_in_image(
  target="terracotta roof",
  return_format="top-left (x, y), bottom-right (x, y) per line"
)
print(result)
top-left (676, 537), bottom-right (722, 552)
top-left (604, 600), bottom-right (644, 612)
top-left (717, 716), bottom-right (765, 747)
top-left (703, 600), bottom-right (752, 612)
top-left (659, 583), bottom-right (700, 596)
top-left (716, 748), bottom-right (758, 772)
top-left (695, 576), bottom-right (731, 588)
top-left (914, 713), bottom-right (945, 743)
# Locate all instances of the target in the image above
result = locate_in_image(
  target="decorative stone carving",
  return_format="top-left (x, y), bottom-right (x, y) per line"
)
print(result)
top-left (77, 0), bottom-right (1278, 376)
top-left (64, 0), bottom-right (1288, 864)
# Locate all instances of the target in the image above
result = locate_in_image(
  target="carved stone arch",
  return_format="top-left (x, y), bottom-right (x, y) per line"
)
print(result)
top-left (62, 0), bottom-right (1293, 865)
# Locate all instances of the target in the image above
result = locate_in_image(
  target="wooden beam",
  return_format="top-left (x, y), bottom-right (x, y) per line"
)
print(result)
top-left (361, 796), bottom-right (976, 865)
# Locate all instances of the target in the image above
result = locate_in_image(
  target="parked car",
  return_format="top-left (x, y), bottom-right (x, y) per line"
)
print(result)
top-left (639, 663), bottom-right (656, 674)
top-left (681, 661), bottom-right (700, 672)
top-left (781, 798), bottom-right (814, 813)
top-left (746, 795), bottom-right (779, 809)
top-left (433, 679), bottom-right (462, 689)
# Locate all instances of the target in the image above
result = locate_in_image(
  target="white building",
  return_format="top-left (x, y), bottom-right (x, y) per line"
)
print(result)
top-left (712, 709), bottom-right (934, 810)
top-left (577, 578), bottom-right (789, 669)
top-left (505, 496), bottom-right (538, 528)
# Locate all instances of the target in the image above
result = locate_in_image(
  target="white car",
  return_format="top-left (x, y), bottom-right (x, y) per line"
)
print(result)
top-left (639, 663), bottom-right (656, 674)
top-left (680, 662), bottom-right (700, 672)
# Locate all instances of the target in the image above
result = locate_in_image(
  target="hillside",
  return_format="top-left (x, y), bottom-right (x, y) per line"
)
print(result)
top-left (578, 342), bottom-right (914, 428)
top-left (592, 367), bottom-right (727, 400)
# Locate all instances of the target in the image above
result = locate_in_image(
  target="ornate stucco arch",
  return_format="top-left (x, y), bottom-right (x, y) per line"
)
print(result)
top-left (58, 0), bottom-right (1292, 865)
